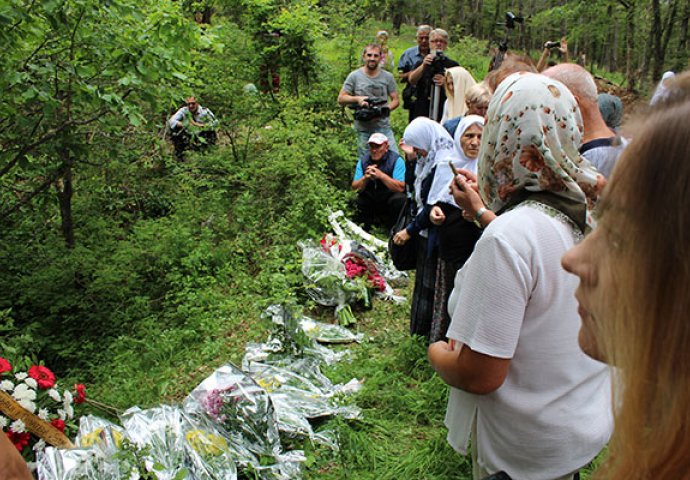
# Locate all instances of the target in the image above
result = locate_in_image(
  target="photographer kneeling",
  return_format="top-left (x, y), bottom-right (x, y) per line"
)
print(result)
top-left (408, 28), bottom-right (459, 122)
top-left (338, 44), bottom-right (400, 157)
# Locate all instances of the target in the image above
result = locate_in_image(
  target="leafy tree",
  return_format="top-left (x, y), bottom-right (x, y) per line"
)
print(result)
top-left (0, 0), bottom-right (201, 246)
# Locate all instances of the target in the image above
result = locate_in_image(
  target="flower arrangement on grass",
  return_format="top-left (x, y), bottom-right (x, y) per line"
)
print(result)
top-left (0, 357), bottom-right (84, 466)
top-left (301, 234), bottom-right (390, 325)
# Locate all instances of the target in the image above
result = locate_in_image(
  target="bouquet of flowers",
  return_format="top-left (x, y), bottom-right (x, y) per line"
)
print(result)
top-left (300, 234), bottom-right (390, 325)
top-left (0, 356), bottom-right (84, 468)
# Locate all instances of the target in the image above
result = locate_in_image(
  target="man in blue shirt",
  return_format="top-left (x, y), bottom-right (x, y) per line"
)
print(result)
top-left (398, 25), bottom-right (432, 122)
top-left (352, 133), bottom-right (406, 231)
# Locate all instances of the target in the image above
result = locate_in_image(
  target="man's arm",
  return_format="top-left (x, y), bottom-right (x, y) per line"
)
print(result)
top-left (338, 90), bottom-right (368, 108)
top-left (169, 108), bottom-right (186, 130)
top-left (351, 160), bottom-right (367, 191)
top-left (388, 91), bottom-right (400, 111)
top-left (428, 341), bottom-right (511, 394)
top-left (408, 58), bottom-right (430, 85)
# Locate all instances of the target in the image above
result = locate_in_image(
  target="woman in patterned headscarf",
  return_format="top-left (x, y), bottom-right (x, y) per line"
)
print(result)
top-left (429, 73), bottom-right (611, 480)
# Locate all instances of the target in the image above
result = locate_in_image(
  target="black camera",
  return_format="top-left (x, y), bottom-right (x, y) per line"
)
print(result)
top-left (544, 40), bottom-right (560, 49)
top-left (505, 11), bottom-right (524, 29)
top-left (353, 97), bottom-right (390, 122)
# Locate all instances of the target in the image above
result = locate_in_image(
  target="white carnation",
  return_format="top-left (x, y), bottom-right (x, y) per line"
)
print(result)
top-left (0, 380), bottom-right (13, 391)
top-left (0, 416), bottom-right (7, 428)
top-left (14, 372), bottom-right (27, 381)
top-left (24, 377), bottom-right (38, 389)
top-left (48, 388), bottom-right (61, 402)
top-left (58, 408), bottom-right (66, 420)
top-left (63, 390), bottom-right (73, 405)
top-left (12, 383), bottom-right (37, 401)
top-left (37, 408), bottom-right (50, 420)
top-left (17, 398), bottom-right (36, 413)
top-left (64, 403), bottom-right (74, 419)
top-left (10, 419), bottom-right (26, 433)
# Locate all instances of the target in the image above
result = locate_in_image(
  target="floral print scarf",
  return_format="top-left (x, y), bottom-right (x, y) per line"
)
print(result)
top-left (478, 72), bottom-right (601, 229)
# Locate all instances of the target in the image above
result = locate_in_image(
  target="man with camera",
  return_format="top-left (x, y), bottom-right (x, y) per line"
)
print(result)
top-left (407, 28), bottom-right (459, 122)
top-left (351, 133), bottom-right (406, 231)
top-left (338, 44), bottom-right (400, 157)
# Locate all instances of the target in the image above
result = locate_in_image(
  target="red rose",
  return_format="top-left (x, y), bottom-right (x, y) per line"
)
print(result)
top-left (28, 365), bottom-right (56, 389)
top-left (6, 430), bottom-right (31, 452)
top-left (0, 357), bottom-right (11, 374)
top-left (74, 383), bottom-right (87, 404)
top-left (50, 418), bottom-right (66, 433)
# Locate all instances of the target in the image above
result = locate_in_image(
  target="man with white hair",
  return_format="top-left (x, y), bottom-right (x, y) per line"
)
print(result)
top-left (543, 64), bottom-right (627, 178)
top-left (408, 28), bottom-right (459, 122)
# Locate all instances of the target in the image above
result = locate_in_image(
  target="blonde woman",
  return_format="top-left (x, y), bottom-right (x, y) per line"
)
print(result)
top-left (562, 99), bottom-right (690, 478)
top-left (440, 66), bottom-right (477, 123)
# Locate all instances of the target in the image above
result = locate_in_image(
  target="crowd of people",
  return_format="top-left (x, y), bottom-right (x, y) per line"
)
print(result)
top-left (7, 23), bottom-right (685, 480)
top-left (340, 24), bottom-right (690, 480)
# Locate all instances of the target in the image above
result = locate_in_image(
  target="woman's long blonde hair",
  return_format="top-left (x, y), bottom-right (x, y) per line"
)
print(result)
top-left (594, 100), bottom-right (690, 478)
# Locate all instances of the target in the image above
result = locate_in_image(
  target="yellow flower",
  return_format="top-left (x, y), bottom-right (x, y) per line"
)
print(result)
top-left (185, 429), bottom-right (228, 457)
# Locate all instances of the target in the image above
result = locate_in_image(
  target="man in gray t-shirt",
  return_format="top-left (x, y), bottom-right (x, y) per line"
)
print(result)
top-left (338, 44), bottom-right (400, 156)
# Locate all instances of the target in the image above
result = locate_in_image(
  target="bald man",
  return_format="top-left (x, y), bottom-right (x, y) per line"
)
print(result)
top-left (542, 64), bottom-right (627, 179)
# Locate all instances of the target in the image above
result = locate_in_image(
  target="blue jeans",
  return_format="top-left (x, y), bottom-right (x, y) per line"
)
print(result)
top-left (356, 127), bottom-right (398, 158)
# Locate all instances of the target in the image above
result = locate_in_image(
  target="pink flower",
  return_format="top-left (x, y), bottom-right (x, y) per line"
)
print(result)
top-left (28, 365), bottom-right (56, 389)
top-left (0, 357), bottom-right (11, 374)
top-left (50, 418), bottom-right (66, 433)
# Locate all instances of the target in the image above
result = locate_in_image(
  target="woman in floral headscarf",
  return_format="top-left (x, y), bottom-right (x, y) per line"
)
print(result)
top-left (429, 73), bottom-right (611, 480)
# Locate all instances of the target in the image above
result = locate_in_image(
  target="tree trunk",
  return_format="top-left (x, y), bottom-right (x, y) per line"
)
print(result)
top-left (677, 0), bottom-right (689, 71)
top-left (55, 146), bottom-right (75, 249)
top-left (650, 0), bottom-right (662, 82)
top-left (658, 0), bottom-right (679, 77)
top-left (624, 0), bottom-right (637, 92)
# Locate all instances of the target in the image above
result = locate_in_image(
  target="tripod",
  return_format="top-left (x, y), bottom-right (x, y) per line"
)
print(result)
top-left (429, 83), bottom-right (443, 122)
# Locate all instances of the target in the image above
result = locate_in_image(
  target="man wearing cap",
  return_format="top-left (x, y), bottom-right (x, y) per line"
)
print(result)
top-left (168, 96), bottom-right (218, 160)
top-left (351, 133), bottom-right (406, 231)
top-left (338, 44), bottom-right (399, 157)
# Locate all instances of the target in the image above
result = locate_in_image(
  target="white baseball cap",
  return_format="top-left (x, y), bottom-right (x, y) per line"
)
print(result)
top-left (368, 133), bottom-right (388, 145)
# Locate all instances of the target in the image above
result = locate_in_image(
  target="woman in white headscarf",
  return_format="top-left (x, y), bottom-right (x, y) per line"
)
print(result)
top-left (429, 73), bottom-right (611, 479)
top-left (440, 66), bottom-right (477, 124)
top-left (650, 71), bottom-right (675, 106)
top-left (427, 115), bottom-right (485, 342)
top-left (393, 117), bottom-right (456, 339)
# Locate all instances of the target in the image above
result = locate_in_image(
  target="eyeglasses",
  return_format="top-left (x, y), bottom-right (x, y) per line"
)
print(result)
top-left (431, 38), bottom-right (447, 44)
top-left (368, 143), bottom-right (386, 149)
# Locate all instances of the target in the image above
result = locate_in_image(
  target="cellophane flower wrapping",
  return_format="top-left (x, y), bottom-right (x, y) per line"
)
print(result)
top-left (299, 316), bottom-right (364, 344)
top-left (119, 405), bottom-right (190, 480)
top-left (183, 363), bottom-right (282, 467)
top-left (242, 305), bottom-right (351, 367)
top-left (36, 447), bottom-right (105, 479)
top-left (181, 413), bottom-right (238, 480)
top-left (245, 359), bottom-right (362, 442)
top-left (327, 210), bottom-right (408, 289)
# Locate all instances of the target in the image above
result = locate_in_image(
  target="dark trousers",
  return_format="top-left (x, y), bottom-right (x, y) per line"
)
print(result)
top-left (171, 129), bottom-right (217, 160)
top-left (355, 188), bottom-right (406, 231)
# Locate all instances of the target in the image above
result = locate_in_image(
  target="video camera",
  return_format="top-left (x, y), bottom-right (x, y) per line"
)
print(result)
top-left (544, 40), bottom-right (561, 49)
top-left (353, 97), bottom-right (390, 122)
top-left (504, 11), bottom-right (524, 29)
top-left (430, 49), bottom-right (447, 76)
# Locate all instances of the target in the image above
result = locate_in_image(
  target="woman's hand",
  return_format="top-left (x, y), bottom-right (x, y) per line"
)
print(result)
top-left (450, 169), bottom-right (485, 217)
top-left (393, 229), bottom-right (411, 245)
top-left (399, 140), bottom-right (415, 159)
top-left (430, 206), bottom-right (446, 225)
